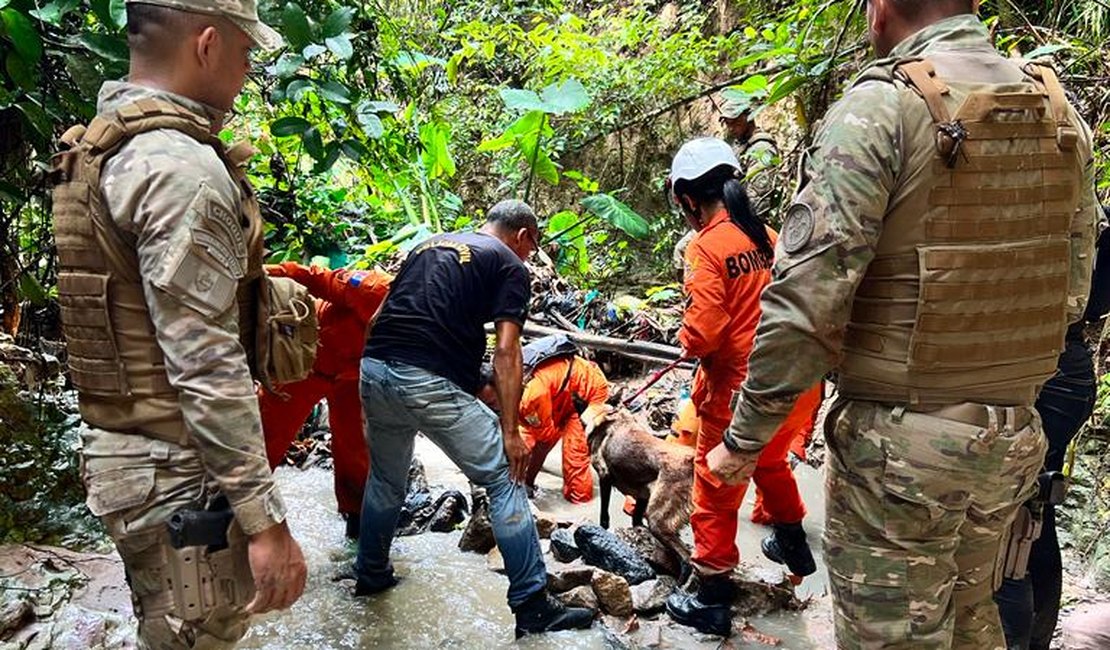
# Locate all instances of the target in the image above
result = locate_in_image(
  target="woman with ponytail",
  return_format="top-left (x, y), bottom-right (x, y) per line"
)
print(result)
top-left (663, 137), bottom-right (823, 637)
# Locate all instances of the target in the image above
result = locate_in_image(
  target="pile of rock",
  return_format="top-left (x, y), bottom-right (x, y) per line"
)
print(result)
top-left (461, 506), bottom-right (806, 631)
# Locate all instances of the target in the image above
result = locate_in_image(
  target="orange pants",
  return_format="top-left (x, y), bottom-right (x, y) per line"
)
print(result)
top-left (258, 373), bottom-right (368, 515)
top-left (690, 384), bottom-right (821, 573)
top-left (522, 416), bottom-right (593, 504)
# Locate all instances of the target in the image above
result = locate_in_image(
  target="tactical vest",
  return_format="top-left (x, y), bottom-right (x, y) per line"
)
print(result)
top-left (51, 97), bottom-right (264, 445)
top-left (837, 55), bottom-right (1083, 406)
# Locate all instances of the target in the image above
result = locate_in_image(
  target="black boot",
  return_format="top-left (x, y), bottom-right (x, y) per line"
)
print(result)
top-left (343, 512), bottom-right (361, 540)
top-left (761, 522), bottom-right (816, 577)
top-left (512, 590), bottom-right (595, 638)
top-left (665, 573), bottom-right (735, 637)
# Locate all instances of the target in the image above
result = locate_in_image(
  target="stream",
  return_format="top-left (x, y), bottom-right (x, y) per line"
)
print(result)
top-left (237, 437), bottom-right (834, 649)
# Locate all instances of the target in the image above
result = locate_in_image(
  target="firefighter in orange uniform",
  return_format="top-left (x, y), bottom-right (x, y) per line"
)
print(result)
top-left (664, 137), bottom-right (821, 637)
top-left (519, 348), bottom-right (609, 504)
top-left (259, 262), bottom-right (391, 538)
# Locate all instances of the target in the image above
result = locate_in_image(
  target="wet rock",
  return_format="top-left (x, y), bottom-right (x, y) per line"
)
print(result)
top-left (428, 489), bottom-right (468, 533)
top-left (0, 595), bottom-right (32, 637)
top-left (547, 561), bottom-right (594, 593)
top-left (486, 547), bottom-right (505, 574)
top-left (534, 511), bottom-right (558, 539)
top-left (615, 526), bottom-right (683, 577)
top-left (458, 488), bottom-right (495, 554)
top-left (557, 585), bottom-right (598, 610)
top-left (591, 571), bottom-right (633, 617)
top-left (574, 524), bottom-right (655, 585)
top-left (550, 528), bottom-right (580, 563)
top-left (630, 575), bottom-right (677, 614)
top-left (730, 565), bottom-right (805, 617)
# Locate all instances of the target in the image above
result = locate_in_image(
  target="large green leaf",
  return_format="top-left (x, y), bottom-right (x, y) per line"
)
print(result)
top-left (15, 100), bottom-right (50, 147)
top-left (546, 210), bottom-right (589, 275)
top-left (320, 6), bottom-right (354, 38)
top-left (325, 34), bottom-right (353, 60)
top-left (5, 51), bottom-right (37, 91)
top-left (274, 53), bottom-right (304, 78)
top-left (29, 0), bottom-right (79, 25)
top-left (1, 9), bottom-right (43, 63)
top-left (340, 139), bottom-right (369, 160)
top-left (302, 126), bottom-right (325, 160)
top-left (17, 274), bottom-right (49, 306)
top-left (477, 110), bottom-right (547, 152)
top-left (89, 0), bottom-right (125, 28)
top-left (312, 141), bottom-right (341, 173)
top-left (281, 4), bottom-right (313, 51)
top-left (358, 99), bottom-right (399, 114)
top-left (420, 122), bottom-right (455, 179)
top-left (64, 53), bottom-right (102, 96)
top-left (499, 88), bottom-right (546, 112)
top-left (538, 78), bottom-right (590, 115)
top-left (357, 112), bottom-right (383, 138)
top-left (317, 79), bottom-right (351, 104)
top-left (270, 116), bottom-right (311, 137)
top-left (77, 32), bottom-right (128, 62)
top-left (581, 194), bottom-right (649, 239)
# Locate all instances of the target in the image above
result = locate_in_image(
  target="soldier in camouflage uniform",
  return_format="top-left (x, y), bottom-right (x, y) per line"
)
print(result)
top-left (673, 96), bottom-right (784, 271)
top-left (51, 1), bottom-right (305, 647)
top-left (704, 1), bottom-right (1099, 648)
top-left (719, 96), bottom-right (783, 222)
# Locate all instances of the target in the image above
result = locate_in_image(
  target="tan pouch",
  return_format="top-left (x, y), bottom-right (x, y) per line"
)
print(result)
top-left (256, 275), bottom-right (318, 390)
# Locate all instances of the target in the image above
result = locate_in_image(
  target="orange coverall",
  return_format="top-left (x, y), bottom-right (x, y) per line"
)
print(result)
top-left (679, 209), bottom-right (821, 574)
top-left (258, 263), bottom-right (391, 516)
top-left (519, 355), bottom-right (609, 503)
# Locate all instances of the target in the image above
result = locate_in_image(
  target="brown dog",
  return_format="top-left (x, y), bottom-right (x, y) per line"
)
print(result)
top-left (583, 406), bottom-right (694, 570)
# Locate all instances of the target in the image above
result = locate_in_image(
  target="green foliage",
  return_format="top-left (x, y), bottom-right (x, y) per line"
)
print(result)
top-left (0, 365), bottom-right (100, 545)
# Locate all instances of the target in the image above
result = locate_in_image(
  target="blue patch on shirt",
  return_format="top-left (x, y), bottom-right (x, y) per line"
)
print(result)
top-left (348, 271), bottom-right (367, 287)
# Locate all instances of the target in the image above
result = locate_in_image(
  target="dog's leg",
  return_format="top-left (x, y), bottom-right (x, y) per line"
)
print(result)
top-left (599, 474), bottom-right (612, 529)
top-left (631, 496), bottom-right (647, 528)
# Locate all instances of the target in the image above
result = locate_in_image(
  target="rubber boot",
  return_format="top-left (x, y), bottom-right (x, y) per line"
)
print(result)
top-left (665, 573), bottom-right (736, 637)
top-left (761, 522), bottom-right (816, 577)
top-left (513, 589), bottom-right (595, 638)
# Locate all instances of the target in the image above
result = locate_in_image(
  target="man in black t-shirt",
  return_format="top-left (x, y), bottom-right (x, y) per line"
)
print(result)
top-left (354, 200), bottom-right (595, 638)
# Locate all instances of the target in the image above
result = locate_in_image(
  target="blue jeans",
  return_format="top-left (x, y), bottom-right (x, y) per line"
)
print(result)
top-left (355, 358), bottom-right (547, 607)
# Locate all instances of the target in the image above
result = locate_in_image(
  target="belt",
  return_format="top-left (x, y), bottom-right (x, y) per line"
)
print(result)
top-left (903, 402), bottom-right (1035, 430)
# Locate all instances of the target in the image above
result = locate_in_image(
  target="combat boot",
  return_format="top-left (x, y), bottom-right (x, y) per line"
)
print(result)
top-left (665, 573), bottom-right (736, 637)
top-left (513, 589), bottom-right (595, 638)
top-left (761, 522), bottom-right (816, 577)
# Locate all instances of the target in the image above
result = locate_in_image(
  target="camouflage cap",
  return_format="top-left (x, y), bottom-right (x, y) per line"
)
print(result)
top-left (719, 96), bottom-right (753, 120)
top-left (125, 0), bottom-right (284, 51)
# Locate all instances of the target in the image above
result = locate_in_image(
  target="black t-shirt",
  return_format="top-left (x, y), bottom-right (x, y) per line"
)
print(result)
top-left (364, 232), bottom-right (530, 394)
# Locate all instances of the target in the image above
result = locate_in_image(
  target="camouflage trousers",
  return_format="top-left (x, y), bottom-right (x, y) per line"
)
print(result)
top-left (823, 400), bottom-right (1046, 650)
top-left (80, 429), bottom-right (252, 649)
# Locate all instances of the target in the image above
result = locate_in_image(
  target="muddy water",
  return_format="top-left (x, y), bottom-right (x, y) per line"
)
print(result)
top-left (239, 437), bottom-right (833, 649)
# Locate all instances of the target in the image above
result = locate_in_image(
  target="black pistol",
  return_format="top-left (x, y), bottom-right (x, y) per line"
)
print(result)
top-left (166, 497), bottom-right (234, 551)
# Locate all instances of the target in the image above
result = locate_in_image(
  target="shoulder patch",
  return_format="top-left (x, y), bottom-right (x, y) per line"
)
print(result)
top-left (781, 203), bottom-right (815, 254)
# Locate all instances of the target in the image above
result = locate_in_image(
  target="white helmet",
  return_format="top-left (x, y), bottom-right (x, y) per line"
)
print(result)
top-left (668, 137), bottom-right (741, 186)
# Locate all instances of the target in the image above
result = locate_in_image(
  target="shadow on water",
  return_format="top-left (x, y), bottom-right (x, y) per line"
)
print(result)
top-left (240, 437), bottom-right (832, 649)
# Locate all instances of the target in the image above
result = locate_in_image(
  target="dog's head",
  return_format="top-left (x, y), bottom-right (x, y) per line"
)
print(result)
top-left (581, 402), bottom-right (611, 435)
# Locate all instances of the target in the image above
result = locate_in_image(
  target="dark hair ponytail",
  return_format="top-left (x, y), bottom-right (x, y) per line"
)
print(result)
top-left (673, 165), bottom-right (774, 259)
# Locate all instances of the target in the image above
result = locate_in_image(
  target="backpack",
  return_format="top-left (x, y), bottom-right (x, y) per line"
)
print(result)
top-left (256, 275), bottom-right (318, 391)
top-left (522, 334), bottom-right (581, 404)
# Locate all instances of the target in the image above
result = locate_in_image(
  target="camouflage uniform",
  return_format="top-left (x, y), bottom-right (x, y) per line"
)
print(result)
top-left (722, 15), bottom-right (1098, 649)
top-left (72, 80), bottom-right (286, 649)
top-left (736, 133), bottom-right (782, 221)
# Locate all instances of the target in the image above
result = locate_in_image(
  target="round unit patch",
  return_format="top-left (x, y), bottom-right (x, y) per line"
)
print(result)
top-left (781, 203), bottom-right (815, 254)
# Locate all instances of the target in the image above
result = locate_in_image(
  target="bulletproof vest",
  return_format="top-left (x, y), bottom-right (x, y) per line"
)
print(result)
top-left (51, 97), bottom-right (264, 444)
top-left (837, 55), bottom-right (1083, 406)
